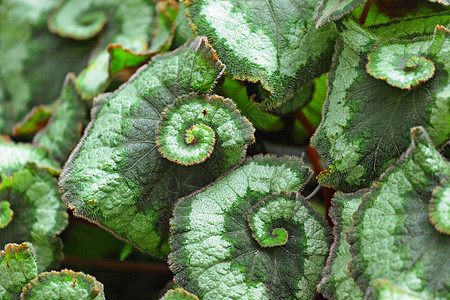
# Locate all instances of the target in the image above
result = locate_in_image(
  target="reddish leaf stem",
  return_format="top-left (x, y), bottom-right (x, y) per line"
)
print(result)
top-left (295, 110), bottom-right (334, 226)
top-left (358, 0), bottom-right (375, 25)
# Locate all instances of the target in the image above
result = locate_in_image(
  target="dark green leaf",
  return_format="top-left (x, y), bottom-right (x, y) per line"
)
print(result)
top-left (170, 156), bottom-right (331, 299)
top-left (0, 165), bottom-right (68, 272)
top-left (184, 0), bottom-right (338, 109)
top-left (347, 126), bottom-right (450, 299)
top-left (59, 38), bottom-right (256, 258)
top-left (312, 16), bottom-right (450, 192)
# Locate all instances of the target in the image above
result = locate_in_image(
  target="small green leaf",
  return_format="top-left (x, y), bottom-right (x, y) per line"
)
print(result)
top-left (315, 0), bottom-right (366, 28)
top-left (312, 16), bottom-right (450, 192)
top-left (21, 269), bottom-right (105, 299)
top-left (12, 105), bottom-right (54, 136)
top-left (317, 192), bottom-right (364, 300)
top-left (108, 44), bottom-right (155, 75)
top-left (347, 127), bottom-right (450, 299)
top-left (170, 156), bottom-right (332, 299)
top-left (156, 93), bottom-right (254, 166)
top-left (60, 38), bottom-right (252, 258)
top-left (0, 164), bottom-right (68, 272)
top-left (184, 0), bottom-right (338, 109)
top-left (33, 73), bottom-right (87, 164)
top-left (366, 42), bottom-right (436, 89)
top-left (0, 140), bottom-right (60, 176)
top-left (429, 177), bottom-right (450, 234)
top-left (49, 0), bottom-right (156, 99)
top-left (0, 201), bottom-right (13, 229)
top-left (161, 288), bottom-right (199, 300)
top-left (0, 242), bottom-right (38, 300)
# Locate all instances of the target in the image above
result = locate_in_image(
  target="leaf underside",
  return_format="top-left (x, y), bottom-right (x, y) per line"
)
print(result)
top-left (184, 0), bottom-right (338, 110)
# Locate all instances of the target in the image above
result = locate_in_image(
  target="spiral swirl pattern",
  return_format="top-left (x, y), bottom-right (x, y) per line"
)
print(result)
top-left (156, 93), bottom-right (254, 166)
top-left (366, 40), bottom-right (436, 89)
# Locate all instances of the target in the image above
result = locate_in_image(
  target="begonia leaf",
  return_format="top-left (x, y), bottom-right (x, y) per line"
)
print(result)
top-left (21, 269), bottom-right (105, 299)
top-left (60, 37), bottom-right (255, 258)
top-left (372, 279), bottom-right (429, 300)
top-left (149, 1), bottom-right (178, 53)
top-left (49, 0), bottom-right (156, 99)
top-left (0, 164), bottom-right (68, 272)
top-left (108, 45), bottom-right (155, 76)
top-left (429, 177), bottom-right (450, 234)
top-left (33, 74), bottom-right (87, 164)
top-left (184, 0), bottom-right (338, 109)
top-left (170, 156), bottom-right (332, 299)
top-left (12, 105), bottom-right (54, 136)
top-left (317, 192), bottom-right (364, 300)
top-left (0, 0), bottom-right (93, 133)
top-left (0, 201), bottom-right (13, 229)
top-left (347, 126), bottom-right (450, 299)
top-left (0, 242), bottom-right (38, 300)
top-left (315, 0), bottom-right (366, 28)
top-left (312, 16), bottom-right (450, 192)
top-left (161, 288), bottom-right (199, 300)
top-left (0, 140), bottom-right (60, 176)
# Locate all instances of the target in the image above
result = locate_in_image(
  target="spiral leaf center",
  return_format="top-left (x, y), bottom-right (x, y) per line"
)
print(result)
top-left (366, 41), bottom-right (436, 89)
top-left (247, 195), bottom-right (296, 247)
top-left (156, 94), bottom-right (255, 166)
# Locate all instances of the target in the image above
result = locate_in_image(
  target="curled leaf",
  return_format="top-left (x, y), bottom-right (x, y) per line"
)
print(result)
top-left (366, 41), bottom-right (436, 89)
top-left (0, 242), bottom-right (38, 299)
top-left (429, 177), bottom-right (450, 234)
top-left (59, 38), bottom-right (253, 258)
top-left (312, 18), bottom-right (450, 192)
top-left (49, 0), bottom-right (156, 99)
top-left (170, 156), bottom-right (332, 299)
top-left (21, 269), bottom-right (105, 299)
top-left (184, 0), bottom-right (338, 109)
top-left (347, 127), bottom-right (450, 299)
top-left (0, 164), bottom-right (68, 272)
top-left (156, 94), bottom-right (254, 166)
